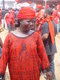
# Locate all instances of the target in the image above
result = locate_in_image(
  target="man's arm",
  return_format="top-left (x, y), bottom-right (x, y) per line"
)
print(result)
top-left (0, 34), bottom-right (10, 75)
top-left (37, 34), bottom-right (50, 70)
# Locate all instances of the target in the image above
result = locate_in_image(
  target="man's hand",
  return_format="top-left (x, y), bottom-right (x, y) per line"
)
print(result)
top-left (0, 74), bottom-right (2, 80)
top-left (46, 71), bottom-right (53, 80)
top-left (0, 74), bottom-right (5, 80)
top-left (42, 33), bottom-right (49, 41)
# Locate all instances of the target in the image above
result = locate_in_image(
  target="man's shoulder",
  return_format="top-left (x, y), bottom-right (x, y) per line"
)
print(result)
top-left (43, 22), bottom-right (49, 27)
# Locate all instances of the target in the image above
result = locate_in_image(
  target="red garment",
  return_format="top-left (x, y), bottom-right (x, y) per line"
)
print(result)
top-left (45, 16), bottom-right (55, 45)
top-left (52, 10), bottom-right (59, 24)
top-left (36, 9), bottom-right (45, 27)
top-left (5, 13), bottom-right (11, 26)
top-left (9, 10), bottom-right (15, 27)
top-left (46, 16), bottom-right (55, 45)
top-left (0, 32), bottom-right (49, 80)
top-left (39, 19), bottom-right (46, 34)
top-left (36, 5), bottom-right (43, 10)
top-left (46, 5), bottom-right (49, 9)
top-left (17, 7), bottom-right (36, 19)
top-left (15, 0), bottom-right (20, 2)
top-left (39, 16), bottom-right (55, 45)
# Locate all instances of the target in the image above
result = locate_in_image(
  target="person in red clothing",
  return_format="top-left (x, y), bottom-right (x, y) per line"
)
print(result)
top-left (9, 9), bottom-right (15, 30)
top-left (4, 12), bottom-right (12, 32)
top-left (0, 7), bottom-right (50, 80)
top-left (36, 9), bottom-right (46, 33)
top-left (52, 9), bottom-right (59, 24)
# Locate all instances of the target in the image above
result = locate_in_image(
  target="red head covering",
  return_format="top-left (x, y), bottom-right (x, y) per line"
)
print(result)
top-left (17, 7), bottom-right (36, 19)
top-left (15, 0), bottom-right (20, 3)
top-left (46, 5), bottom-right (49, 9)
top-left (36, 5), bottom-right (43, 10)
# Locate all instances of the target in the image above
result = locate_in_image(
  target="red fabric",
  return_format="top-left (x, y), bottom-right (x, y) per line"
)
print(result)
top-left (36, 10), bottom-right (45, 29)
top-left (36, 10), bottom-right (44, 21)
top-left (0, 32), bottom-right (49, 80)
top-left (46, 16), bottom-right (55, 45)
top-left (39, 19), bottom-right (46, 34)
top-left (38, 16), bottom-right (55, 45)
top-left (36, 5), bottom-right (43, 10)
top-left (9, 10), bottom-right (15, 27)
top-left (5, 13), bottom-right (11, 26)
top-left (15, 0), bottom-right (20, 2)
top-left (52, 10), bottom-right (59, 24)
top-left (46, 5), bottom-right (49, 9)
top-left (17, 7), bottom-right (36, 19)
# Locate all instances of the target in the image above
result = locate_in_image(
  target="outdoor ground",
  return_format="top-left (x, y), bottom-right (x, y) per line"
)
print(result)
top-left (0, 30), bottom-right (60, 80)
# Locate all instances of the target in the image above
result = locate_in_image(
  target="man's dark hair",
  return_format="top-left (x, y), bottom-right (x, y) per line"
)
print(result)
top-left (49, 4), bottom-right (55, 8)
top-left (45, 8), bottom-right (53, 15)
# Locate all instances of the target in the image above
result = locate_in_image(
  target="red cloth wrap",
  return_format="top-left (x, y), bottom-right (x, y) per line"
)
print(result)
top-left (17, 7), bottom-right (36, 19)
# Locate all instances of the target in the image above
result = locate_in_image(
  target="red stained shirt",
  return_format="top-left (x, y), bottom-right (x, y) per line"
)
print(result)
top-left (0, 32), bottom-right (49, 80)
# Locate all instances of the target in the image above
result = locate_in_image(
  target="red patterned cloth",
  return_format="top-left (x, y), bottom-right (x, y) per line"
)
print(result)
top-left (0, 32), bottom-right (49, 80)
top-left (46, 16), bottom-right (55, 45)
top-left (15, 0), bottom-right (20, 2)
top-left (17, 7), bottom-right (36, 19)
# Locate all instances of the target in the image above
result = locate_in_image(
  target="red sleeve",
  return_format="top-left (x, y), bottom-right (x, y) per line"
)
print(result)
top-left (0, 34), bottom-right (11, 74)
top-left (37, 33), bottom-right (50, 70)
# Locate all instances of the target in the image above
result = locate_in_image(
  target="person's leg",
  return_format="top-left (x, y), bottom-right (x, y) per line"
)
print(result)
top-left (8, 24), bottom-right (11, 32)
top-left (48, 54), bottom-right (56, 80)
top-left (50, 60), bottom-right (56, 80)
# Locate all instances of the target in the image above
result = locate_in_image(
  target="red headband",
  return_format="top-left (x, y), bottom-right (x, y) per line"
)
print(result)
top-left (17, 7), bottom-right (36, 19)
